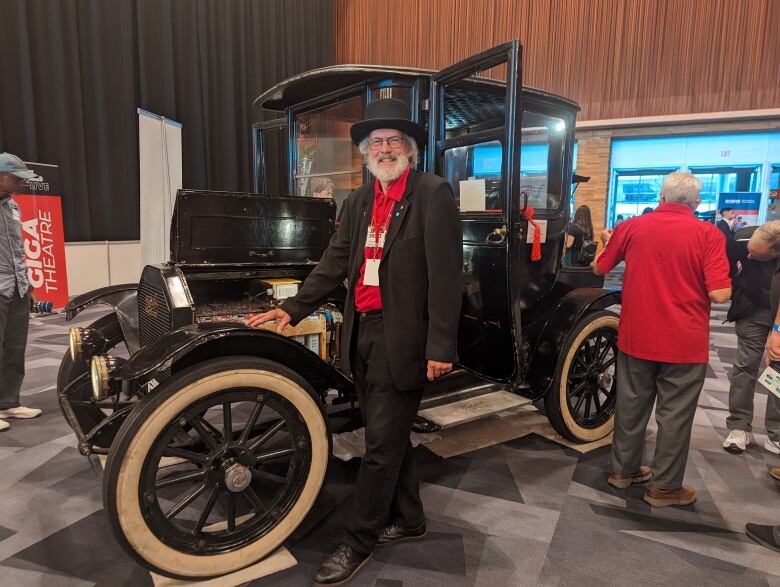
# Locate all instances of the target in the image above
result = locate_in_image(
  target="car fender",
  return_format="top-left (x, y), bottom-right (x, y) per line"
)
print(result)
top-left (65, 284), bottom-right (140, 354)
top-left (122, 322), bottom-right (354, 398)
top-left (524, 287), bottom-right (621, 398)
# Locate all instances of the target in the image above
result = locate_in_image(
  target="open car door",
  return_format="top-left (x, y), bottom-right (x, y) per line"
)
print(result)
top-left (429, 41), bottom-right (523, 381)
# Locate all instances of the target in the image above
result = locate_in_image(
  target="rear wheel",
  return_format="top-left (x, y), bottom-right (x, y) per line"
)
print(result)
top-left (545, 310), bottom-right (618, 443)
top-left (103, 356), bottom-right (329, 579)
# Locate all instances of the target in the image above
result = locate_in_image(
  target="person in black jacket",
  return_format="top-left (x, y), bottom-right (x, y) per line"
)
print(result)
top-left (716, 207), bottom-right (735, 240)
top-left (245, 98), bottom-right (462, 586)
top-left (744, 220), bottom-right (780, 552)
top-left (722, 224), bottom-right (780, 454)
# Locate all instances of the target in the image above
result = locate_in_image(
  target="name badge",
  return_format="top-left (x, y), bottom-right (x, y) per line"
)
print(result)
top-left (758, 364), bottom-right (780, 399)
top-left (364, 259), bottom-right (380, 286)
top-left (367, 224), bottom-right (386, 248)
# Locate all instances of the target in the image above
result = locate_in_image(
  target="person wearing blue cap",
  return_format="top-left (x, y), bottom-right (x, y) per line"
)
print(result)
top-left (0, 152), bottom-right (43, 431)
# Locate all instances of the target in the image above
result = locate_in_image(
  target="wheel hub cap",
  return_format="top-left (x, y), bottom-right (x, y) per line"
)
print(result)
top-left (224, 462), bottom-right (251, 493)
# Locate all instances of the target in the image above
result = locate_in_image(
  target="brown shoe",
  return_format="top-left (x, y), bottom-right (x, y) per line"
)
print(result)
top-left (770, 468), bottom-right (780, 481)
top-left (608, 466), bottom-right (652, 489)
top-left (643, 485), bottom-right (697, 507)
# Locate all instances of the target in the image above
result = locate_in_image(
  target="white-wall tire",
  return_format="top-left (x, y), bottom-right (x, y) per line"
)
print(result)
top-left (544, 311), bottom-right (618, 443)
top-left (103, 357), bottom-right (329, 579)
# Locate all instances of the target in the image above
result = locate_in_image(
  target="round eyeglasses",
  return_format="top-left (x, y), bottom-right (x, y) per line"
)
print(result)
top-left (368, 136), bottom-right (405, 150)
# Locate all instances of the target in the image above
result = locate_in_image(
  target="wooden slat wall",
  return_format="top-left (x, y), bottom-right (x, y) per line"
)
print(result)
top-left (334, 0), bottom-right (780, 120)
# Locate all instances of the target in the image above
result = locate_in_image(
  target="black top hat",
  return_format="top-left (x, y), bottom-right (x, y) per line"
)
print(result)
top-left (350, 98), bottom-right (426, 147)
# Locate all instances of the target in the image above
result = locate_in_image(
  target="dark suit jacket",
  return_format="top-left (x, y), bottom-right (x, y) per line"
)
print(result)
top-left (281, 169), bottom-right (463, 391)
top-left (726, 225), bottom-right (773, 322)
top-left (716, 218), bottom-right (734, 241)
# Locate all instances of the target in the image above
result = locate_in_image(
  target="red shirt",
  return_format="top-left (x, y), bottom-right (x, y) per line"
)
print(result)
top-left (354, 166), bottom-right (410, 312)
top-left (597, 202), bottom-right (731, 363)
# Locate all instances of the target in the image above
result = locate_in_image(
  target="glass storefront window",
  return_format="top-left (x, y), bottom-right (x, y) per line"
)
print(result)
top-left (770, 165), bottom-right (780, 192)
top-left (689, 166), bottom-right (761, 214)
top-left (609, 133), bottom-right (780, 226)
top-left (294, 95), bottom-right (365, 211)
top-left (767, 165), bottom-right (780, 222)
top-left (612, 169), bottom-right (676, 223)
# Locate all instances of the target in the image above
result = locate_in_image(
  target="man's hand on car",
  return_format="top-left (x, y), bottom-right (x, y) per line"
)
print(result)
top-left (427, 360), bottom-right (452, 381)
top-left (244, 308), bottom-right (292, 334)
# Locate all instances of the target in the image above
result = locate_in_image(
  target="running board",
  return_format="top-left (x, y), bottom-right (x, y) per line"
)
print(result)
top-left (417, 390), bottom-right (532, 429)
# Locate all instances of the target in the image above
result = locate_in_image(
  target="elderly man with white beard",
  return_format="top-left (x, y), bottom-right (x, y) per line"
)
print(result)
top-left (245, 98), bottom-right (463, 585)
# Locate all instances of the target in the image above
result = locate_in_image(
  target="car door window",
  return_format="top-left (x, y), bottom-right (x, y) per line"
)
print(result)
top-left (519, 112), bottom-right (566, 211)
top-left (294, 95), bottom-right (365, 212)
top-left (442, 111), bottom-right (566, 215)
top-left (443, 139), bottom-right (504, 213)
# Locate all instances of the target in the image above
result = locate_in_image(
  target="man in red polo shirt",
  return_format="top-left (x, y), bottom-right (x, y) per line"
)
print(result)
top-left (246, 98), bottom-right (462, 585)
top-left (593, 172), bottom-right (731, 507)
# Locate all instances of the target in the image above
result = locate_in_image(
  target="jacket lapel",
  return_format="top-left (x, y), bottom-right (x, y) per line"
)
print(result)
top-left (350, 186), bottom-right (374, 283)
top-left (381, 169), bottom-right (417, 258)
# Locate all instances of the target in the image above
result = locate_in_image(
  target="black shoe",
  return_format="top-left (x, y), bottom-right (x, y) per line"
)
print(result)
top-left (312, 543), bottom-right (372, 586)
top-left (377, 521), bottom-right (427, 546)
top-left (745, 523), bottom-right (780, 552)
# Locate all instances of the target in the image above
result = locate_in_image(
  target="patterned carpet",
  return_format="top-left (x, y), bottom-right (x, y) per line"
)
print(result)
top-left (1, 300), bottom-right (779, 586)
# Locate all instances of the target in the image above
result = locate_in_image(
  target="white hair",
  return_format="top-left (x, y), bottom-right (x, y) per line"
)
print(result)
top-left (358, 132), bottom-right (420, 167)
top-left (661, 172), bottom-right (702, 209)
top-left (752, 220), bottom-right (780, 256)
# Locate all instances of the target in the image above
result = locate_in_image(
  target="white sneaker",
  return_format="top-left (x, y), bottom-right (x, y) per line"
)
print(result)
top-left (723, 430), bottom-right (750, 454)
top-left (764, 438), bottom-right (780, 455)
top-left (0, 419), bottom-right (9, 431)
top-left (0, 406), bottom-right (42, 419)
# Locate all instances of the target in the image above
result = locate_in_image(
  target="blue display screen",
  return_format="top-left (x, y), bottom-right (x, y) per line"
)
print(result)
top-left (472, 144), bottom-right (502, 176)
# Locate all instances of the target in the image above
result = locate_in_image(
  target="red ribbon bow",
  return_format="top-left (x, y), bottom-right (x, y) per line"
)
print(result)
top-left (523, 206), bottom-right (542, 262)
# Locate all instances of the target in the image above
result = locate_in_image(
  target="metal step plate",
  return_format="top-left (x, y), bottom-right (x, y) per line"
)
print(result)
top-left (417, 390), bottom-right (532, 429)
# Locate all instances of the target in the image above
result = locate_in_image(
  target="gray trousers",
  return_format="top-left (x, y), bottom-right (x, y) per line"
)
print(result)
top-left (726, 307), bottom-right (780, 441)
top-left (611, 351), bottom-right (706, 490)
top-left (0, 287), bottom-right (29, 409)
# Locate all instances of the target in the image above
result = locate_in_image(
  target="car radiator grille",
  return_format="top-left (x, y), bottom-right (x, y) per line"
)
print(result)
top-left (138, 282), bottom-right (172, 347)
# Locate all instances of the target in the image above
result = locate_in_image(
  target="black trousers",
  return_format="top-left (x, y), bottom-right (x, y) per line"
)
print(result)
top-left (343, 312), bottom-right (425, 553)
top-left (0, 285), bottom-right (29, 409)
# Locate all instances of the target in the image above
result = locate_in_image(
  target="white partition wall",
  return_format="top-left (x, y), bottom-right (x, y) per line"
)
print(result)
top-left (64, 242), bottom-right (112, 293)
top-left (64, 241), bottom-right (142, 295)
top-left (138, 109), bottom-right (182, 267)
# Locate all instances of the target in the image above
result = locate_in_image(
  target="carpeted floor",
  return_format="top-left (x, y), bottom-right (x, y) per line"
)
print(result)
top-left (1, 300), bottom-right (779, 586)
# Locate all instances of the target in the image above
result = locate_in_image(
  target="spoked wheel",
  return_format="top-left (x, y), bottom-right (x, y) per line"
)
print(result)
top-left (545, 310), bottom-right (618, 442)
top-left (103, 356), bottom-right (329, 579)
top-left (57, 313), bottom-right (126, 446)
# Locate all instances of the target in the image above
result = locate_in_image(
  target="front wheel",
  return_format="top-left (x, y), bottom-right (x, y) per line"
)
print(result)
top-left (103, 356), bottom-right (329, 579)
top-left (545, 310), bottom-right (618, 443)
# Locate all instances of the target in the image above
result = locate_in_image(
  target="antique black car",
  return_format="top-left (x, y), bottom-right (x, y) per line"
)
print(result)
top-left (58, 42), bottom-right (620, 579)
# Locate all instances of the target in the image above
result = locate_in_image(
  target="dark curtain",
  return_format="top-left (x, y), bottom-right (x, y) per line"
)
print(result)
top-left (0, 0), bottom-right (334, 241)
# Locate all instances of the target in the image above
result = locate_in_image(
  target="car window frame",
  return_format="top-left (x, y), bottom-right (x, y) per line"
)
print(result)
top-left (287, 82), bottom-right (367, 197)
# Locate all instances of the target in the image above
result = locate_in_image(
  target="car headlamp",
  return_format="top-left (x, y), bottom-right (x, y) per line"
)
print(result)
top-left (90, 355), bottom-right (126, 401)
top-left (70, 326), bottom-right (108, 363)
top-left (69, 327), bottom-right (83, 362)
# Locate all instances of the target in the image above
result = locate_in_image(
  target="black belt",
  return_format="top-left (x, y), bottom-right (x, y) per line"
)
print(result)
top-left (358, 310), bottom-right (382, 321)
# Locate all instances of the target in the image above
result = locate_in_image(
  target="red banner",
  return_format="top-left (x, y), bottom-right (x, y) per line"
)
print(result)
top-left (11, 163), bottom-right (69, 309)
